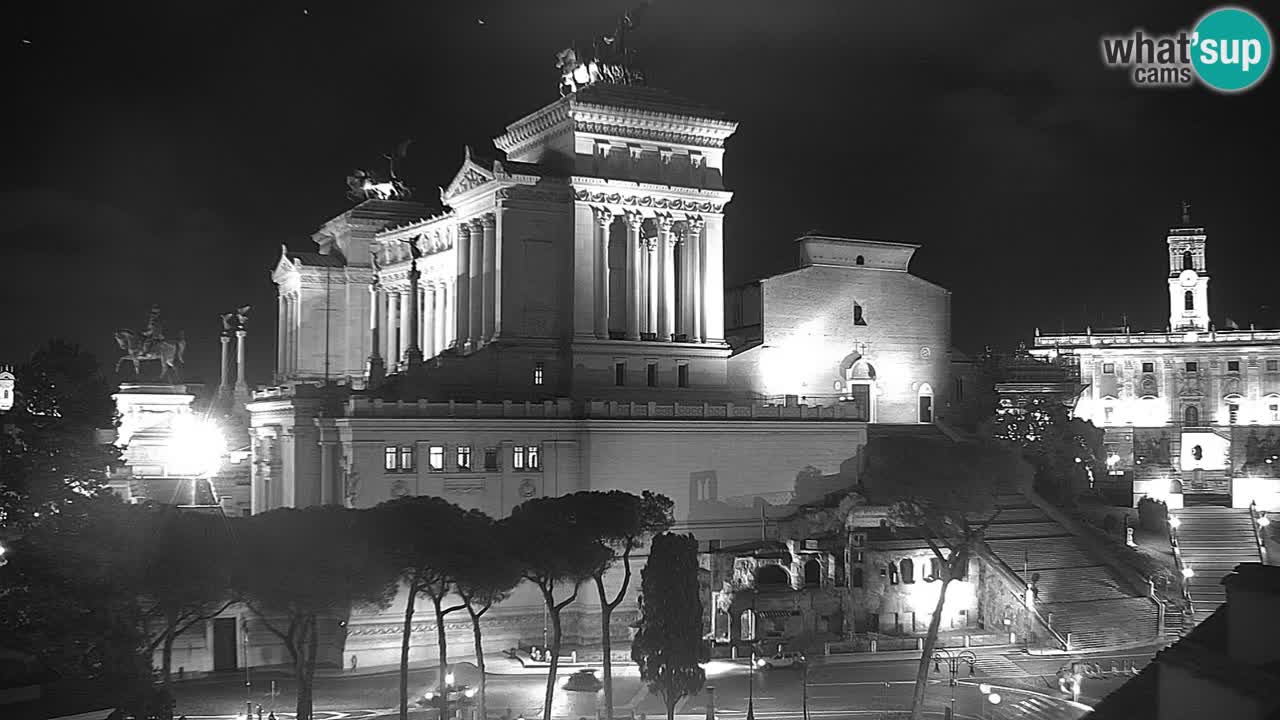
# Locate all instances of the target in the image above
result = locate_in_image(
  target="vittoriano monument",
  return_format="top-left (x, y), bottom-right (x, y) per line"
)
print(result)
top-left (115, 305), bottom-right (187, 383)
top-left (555, 1), bottom-right (650, 95)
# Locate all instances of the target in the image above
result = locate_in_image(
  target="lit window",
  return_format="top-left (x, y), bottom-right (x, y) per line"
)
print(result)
top-left (1269, 360), bottom-right (1279, 372)
top-left (527, 444), bottom-right (540, 470)
top-left (456, 446), bottom-right (472, 471)
top-left (1185, 291), bottom-right (1194, 311)
top-left (1186, 361), bottom-right (1198, 373)
top-left (533, 361), bottom-right (545, 386)
top-left (1103, 363), bottom-right (1115, 374)
top-left (398, 446), bottom-right (415, 472)
top-left (513, 445), bottom-right (525, 470)
top-left (513, 445), bottom-right (540, 471)
top-left (1104, 406), bottom-right (1114, 423)
top-left (1229, 404), bottom-right (1239, 425)
top-left (647, 362), bottom-right (657, 387)
top-left (1228, 360), bottom-right (1241, 372)
top-left (484, 448), bottom-right (499, 471)
top-left (1142, 362), bottom-right (1155, 373)
top-left (385, 446), bottom-right (397, 471)
top-left (428, 446), bottom-right (445, 472)
top-left (678, 364), bottom-right (690, 388)
top-left (615, 362), bottom-right (626, 386)
top-left (1270, 404), bottom-right (1279, 422)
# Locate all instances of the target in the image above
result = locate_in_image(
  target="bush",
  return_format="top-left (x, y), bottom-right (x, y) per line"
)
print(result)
top-left (1137, 498), bottom-right (1169, 533)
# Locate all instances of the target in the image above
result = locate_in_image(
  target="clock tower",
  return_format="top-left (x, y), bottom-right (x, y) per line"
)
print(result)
top-left (1167, 202), bottom-right (1210, 332)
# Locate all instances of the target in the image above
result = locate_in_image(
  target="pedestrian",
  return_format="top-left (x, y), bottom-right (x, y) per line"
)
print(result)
top-left (268, 712), bottom-right (277, 720)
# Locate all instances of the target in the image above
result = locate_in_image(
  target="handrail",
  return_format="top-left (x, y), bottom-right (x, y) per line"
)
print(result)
top-left (1250, 500), bottom-right (1269, 562)
top-left (974, 542), bottom-right (1070, 651)
top-left (1168, 515), bottom-right (1196, 620)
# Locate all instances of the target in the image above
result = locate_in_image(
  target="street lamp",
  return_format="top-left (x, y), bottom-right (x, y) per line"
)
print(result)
top-left (931, 649), bottom-right (976, 720)
top-left (422, 668), bottom-right (477, 720)
top-left (169, 414), bottom-right (226, 506)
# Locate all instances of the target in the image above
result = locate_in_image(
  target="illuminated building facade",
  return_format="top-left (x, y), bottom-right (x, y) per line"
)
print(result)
top-left (248, 82), bottom-right (957, 668)
top-left (1031, 215), bottom-right (1280, 510)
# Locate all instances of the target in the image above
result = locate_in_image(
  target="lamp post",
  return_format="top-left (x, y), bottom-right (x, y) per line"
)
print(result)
top-left (422, 668), bottom-right (478, 720)
top-left (746, 593), bottom-right (757, 720)
top-left (930, 649), bottom-right (976, 720)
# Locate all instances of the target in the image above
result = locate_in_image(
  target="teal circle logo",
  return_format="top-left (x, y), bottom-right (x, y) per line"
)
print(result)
top-left (1192, 7), bottom-right (1273, 92)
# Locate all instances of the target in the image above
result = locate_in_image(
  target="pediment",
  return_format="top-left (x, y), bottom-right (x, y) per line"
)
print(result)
top-left (440, 147), bottom-right (495, 203)
top-left (271, 245), bottom-right (300, 284)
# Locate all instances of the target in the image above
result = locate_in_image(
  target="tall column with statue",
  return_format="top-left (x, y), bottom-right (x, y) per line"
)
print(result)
top-left (625, 212), bottom-right (642, 341)
top-left (659, 216), bottom-right (677, 341)
top-left (402, 238), bottom-right (424, 369)
top-left (367, 255), bottom-right (385, 388)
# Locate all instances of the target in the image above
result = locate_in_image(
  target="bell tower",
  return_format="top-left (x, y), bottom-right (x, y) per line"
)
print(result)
top-left (1167, 201), bottom-right (1210, 332)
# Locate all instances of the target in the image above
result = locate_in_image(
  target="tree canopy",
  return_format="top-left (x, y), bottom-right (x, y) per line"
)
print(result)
top-left (993, 397), bottom-right (1103, 502)
top-left (631, 532), bottom-right (707, 720)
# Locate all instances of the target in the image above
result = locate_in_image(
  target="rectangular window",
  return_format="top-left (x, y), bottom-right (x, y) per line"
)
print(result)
top-left (954, 377), bottom-right (964, 402)
top-left (1229, 404), bottom-right (1240, 425)
top-left (513, 445), bottom-right (540, 471)
top-left (513, 445), bottom-right (525, 470)
top-left (384, 446), bottom-right (397, 471)
top-left (484, 448), bottom-right (499, 471)
top-left (527, 444), bottom-right (540, 470)
top-left (1186, 361), bottom-right (1198, 373)
top-left (647, 362), bottom-right (658, 387)
top-left (1270, 404), bottom-right (1280, 422)
top-left (1103, 363), bottom-right (1115, 374)
top-left (533, 361), bottom-right (545, 386)
top-left (1142, 362), bottom-right (1155, 373)
top-left (398, 446), bottom-right (415, 472)
top-left (614, 362), bottom-right (626, 386)
top-left (1104, 407), bottom-right (1114, 423)
top-left (428, 446), bottom-right (445, 472)
top-left (1269, 360), bottom-right (1279, 372)
top-left (678, 364), bottom-right (690, 388)
top-left (1228, 360), bottom-right (1241, 372)
top-left (456, 446), bottom-right (472, 471)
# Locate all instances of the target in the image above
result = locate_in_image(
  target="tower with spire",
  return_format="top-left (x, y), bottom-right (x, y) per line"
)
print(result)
top-left (1167, 200), bottom-right (1210, 332)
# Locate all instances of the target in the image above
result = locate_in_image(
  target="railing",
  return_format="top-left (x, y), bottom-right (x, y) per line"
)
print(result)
top-left (1251, 500), bottom-right (1269, 562)
top-left (584, 399), bottom-right (868, 421)
top-left (1168, 515), bottom-right (1197, 620)
top-left (974, 543), bottom-right (1071, 651)
top-left (1035, 328), bottom-right (1280, 348)
top-left (347, 397), bottom-right (574, 418)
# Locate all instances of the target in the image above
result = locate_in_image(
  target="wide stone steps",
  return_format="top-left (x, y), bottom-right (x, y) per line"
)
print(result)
top-left (1029, 567), bottom-right (1135, 603)
top-left (986, 539), bottom-right (1100, 570)
top-left (1043, 598), bottom-right (1160, 651)
top-left (968, 508), bottom-right (1051, 524)
top-left (983, 522), bottom-right (1072, 540)
top-left (1171, 506), bottom-right (1262, 626)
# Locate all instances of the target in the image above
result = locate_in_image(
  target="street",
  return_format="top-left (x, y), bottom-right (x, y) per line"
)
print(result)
top-left (166, 646), bottom-right (1157, 720)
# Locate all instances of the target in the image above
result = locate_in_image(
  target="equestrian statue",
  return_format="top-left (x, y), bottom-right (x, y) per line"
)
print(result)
top-left (115, 304), bottom-right (187, 382)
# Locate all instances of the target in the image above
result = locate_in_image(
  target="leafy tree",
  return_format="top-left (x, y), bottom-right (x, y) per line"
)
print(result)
top-left (994, 397), bottom-right (1102, 503)
top-left (858, 435), bottom-right (1032, 720)
top-left (504, 497), bottom-right (610, 720)
top-left (454, 513), bottom-right (523, 720)
top-left (372, 496), bottom-right (480, 720)
top-left (234, 506), bottom-right (398, 720)
top-left (631, 533), bottom-right (708, 720)
top-left (568, 490), bottom-right (674, 720)
top-left (0, 339), bottom-right (119, 530)
top-left (136, 505), bottom-right (237, 686)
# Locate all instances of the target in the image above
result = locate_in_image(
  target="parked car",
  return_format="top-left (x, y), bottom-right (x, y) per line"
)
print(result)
top-left (755, 651), bottom-right (806, 670)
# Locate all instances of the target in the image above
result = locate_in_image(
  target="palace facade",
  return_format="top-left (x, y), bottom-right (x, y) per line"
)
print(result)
top-left (1031, 214), bottom-right (1280, 510)
top-left (238, 81), bottom-right (959, 670)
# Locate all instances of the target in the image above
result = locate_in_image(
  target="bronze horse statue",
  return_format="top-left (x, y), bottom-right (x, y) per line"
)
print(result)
top-left (114, 329), bottom-right (186, 382)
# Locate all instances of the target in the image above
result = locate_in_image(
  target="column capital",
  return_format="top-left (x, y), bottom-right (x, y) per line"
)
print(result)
top-left (593, 206), bottom-right (615, 228)
top-left (657, 214), bottom-right (676, 232)
top-left (474, 213), bottom-right (496, 230)
top-left (625, 211), bottom-right (645, 231)
top-left (235, 329), bottom-right (247, 339)
top-left (685, 215), bottom-right (706, 234)
top-left (458, 222), bottom-right (473, 238)
top-left (643, 236), bottom-right (659, 252)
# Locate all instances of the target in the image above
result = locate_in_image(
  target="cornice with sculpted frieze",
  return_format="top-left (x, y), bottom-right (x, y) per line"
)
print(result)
top-left (493, 102), bottom-right (573, 154)
top-left (572, 188), bottom-right (726, 215)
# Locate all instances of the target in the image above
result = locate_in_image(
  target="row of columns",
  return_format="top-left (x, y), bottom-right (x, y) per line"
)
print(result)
top-left (369, 280), bottom-right (455, 370)
top-left (276, 290), bottom-right (300, 378)
top-left (455, 214), bottom-right (498, 353)
top-left (593, 209), bottom-right (708, 342)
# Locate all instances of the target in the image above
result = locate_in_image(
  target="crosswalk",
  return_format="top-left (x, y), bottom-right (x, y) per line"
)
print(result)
top-left (971, 654), bottom-right (1030, 678)
top-left (991, 695), bottom-right (1081, 719)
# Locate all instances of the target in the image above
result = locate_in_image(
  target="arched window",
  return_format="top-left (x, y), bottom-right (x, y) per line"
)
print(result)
top-left (756, 564), bottom-right (790, 588)
top-left (1183, 251), bottom-right (1194, 271)
top-left (900, 558), bottom-right (915, 584)
top-left (1184, 405), bottom-right (1200, 426)
top-left (918, 383), bottom-right (935, 424)
top-left (852, 567), bottom-right (864, 588)
top-left (803, 559), bottom-right (821, 587)
top-left (854, 304), bottom-right (867, 326)
top-left (1185, 291), bottom-right (1194, 311)
top-left (855, 255), bottom-right (865, 266)
top-left (927, 557), bottom-right (941, 582)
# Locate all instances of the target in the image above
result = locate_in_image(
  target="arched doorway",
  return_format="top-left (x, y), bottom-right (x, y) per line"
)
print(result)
top-left (839, 352), bottom-right (877, 422)
top-left (917, 382), bottom-right (934, 423)
top-left (1184, 405), bottom-right (1200, 427)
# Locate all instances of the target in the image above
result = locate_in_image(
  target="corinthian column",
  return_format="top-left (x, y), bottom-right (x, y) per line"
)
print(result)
top-left (594, 207), bottom-right (613, 339)
top-left (481, 213), bottom-right (497, 343)
top-left (646, 237), bottom-right (659, 336)
top-left (387, 291), bottom-right (401, 367)
top-left (435, 283), bottom-right (447, 353)
top-left (469, 218), bottom-right (485, 350)
top-left (367, 284), bottom-right (384, 387)
top-left (625, 212), bottom-right (643, 341)
top-left (455, 223), bottom-right (472, 351)
top-left (219, 334), bottom-right (232, 401)
top-left (422, 282), bottom-right (435, 359)
top-left (702, 214), bottom-right (726, 343)
top-left (234, 329), bottom-right (250, 403)
top-left (687, 216), bottom-right (706, 343)
top-left (276, 296), bottom-right (286, 381)
top-left (659, 216), bottom-right (677, 341)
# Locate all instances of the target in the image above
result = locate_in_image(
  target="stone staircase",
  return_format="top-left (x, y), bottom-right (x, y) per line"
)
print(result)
top-left (978, 495), bottom-right (1160, 652)
top-left (1172, 506), bottom-right (1262, 625)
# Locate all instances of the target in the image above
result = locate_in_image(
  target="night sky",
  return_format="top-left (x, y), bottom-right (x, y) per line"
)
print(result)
top-left (5, 1), bottom-right (1278, 391)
